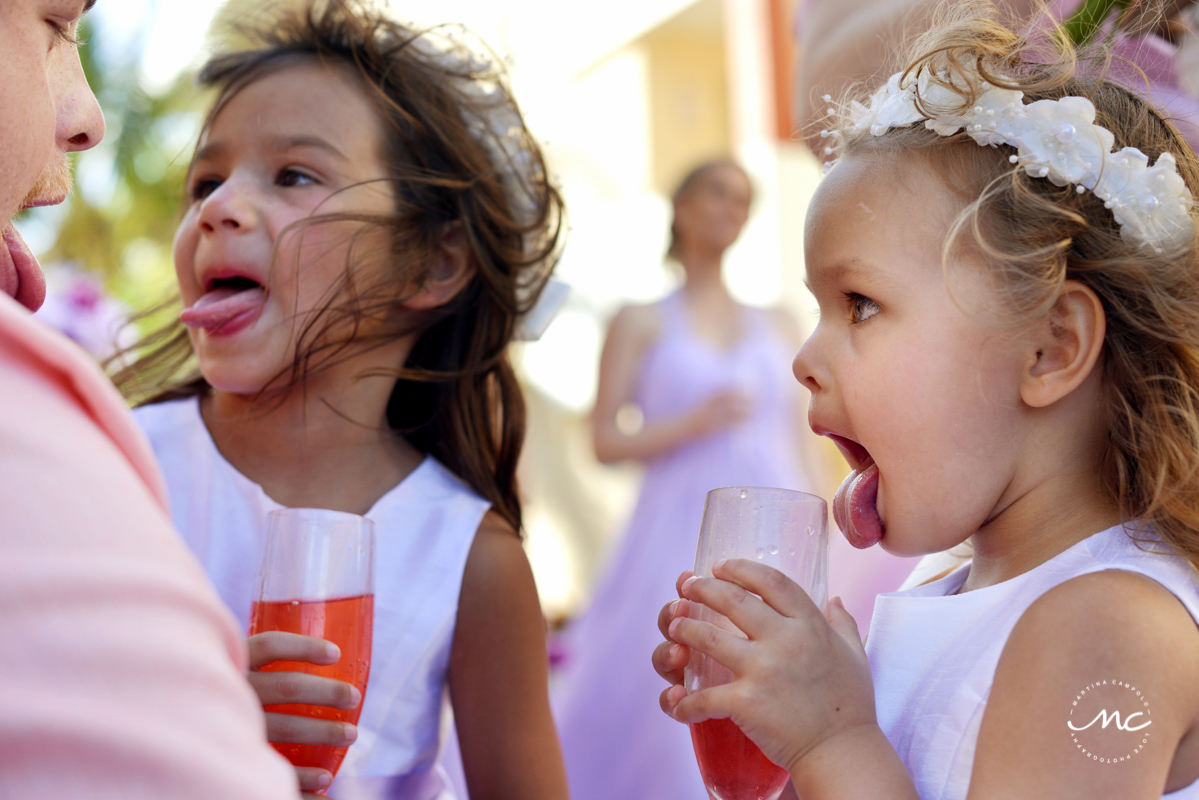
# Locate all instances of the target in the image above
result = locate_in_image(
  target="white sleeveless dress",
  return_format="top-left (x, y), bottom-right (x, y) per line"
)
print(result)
top-left (866, 523), bottom-right (1199, 799)
top-left (134, 397), bottom-right (489, 800)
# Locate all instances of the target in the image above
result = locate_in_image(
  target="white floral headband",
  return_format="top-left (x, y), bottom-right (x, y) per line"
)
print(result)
top-left (821, 67), bottom-right (1196, 253)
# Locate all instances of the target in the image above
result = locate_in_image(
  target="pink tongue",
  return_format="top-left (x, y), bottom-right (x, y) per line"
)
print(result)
top-left (833, 460), bottom-right (882, 549)
top-left (180, 286), bottom-right (264, 331)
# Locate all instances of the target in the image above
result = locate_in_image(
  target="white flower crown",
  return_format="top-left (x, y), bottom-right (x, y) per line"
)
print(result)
top-left (822, 67), bottom-right (1196, 253)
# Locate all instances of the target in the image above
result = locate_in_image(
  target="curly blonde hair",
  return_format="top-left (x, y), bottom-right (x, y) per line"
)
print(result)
top-left (825, 1), bottom-right (1199, 573)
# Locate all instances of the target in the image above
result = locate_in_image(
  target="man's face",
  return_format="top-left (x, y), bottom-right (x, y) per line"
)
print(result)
top-left (0, 0), bottom-right (103, 310)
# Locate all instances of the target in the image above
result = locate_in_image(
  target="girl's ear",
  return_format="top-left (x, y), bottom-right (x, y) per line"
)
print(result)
top-left (403, 221), bottom-right (475, 310)
top-left (1019, 280), bottom-right (1106, 409)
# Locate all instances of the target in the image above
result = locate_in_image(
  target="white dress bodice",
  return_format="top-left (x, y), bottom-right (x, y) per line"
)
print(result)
top-left (866, 523), bottom-right (1199, 800)
top-left (134, 398), bottom-right (489, 800)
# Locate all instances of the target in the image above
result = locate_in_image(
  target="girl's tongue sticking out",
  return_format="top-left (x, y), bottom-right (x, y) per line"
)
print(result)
top-left (181, 279), bottom-right (265, 335)
top-left (834, 456), bottom-right (882, 549)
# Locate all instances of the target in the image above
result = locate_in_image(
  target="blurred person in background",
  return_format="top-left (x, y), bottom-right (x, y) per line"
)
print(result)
top-left (0, 1), bottom-right (297, 796)
top-left (552, 159), bottom-right (817, 800)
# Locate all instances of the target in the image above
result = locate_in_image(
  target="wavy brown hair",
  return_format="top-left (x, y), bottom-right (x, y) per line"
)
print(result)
top-left (825, 2), bottom-right (1199, 573)
top-left (111, 0), bottom-right (565, 532)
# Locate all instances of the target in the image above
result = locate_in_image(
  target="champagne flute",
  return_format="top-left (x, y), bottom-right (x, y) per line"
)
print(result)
top-left (248, 508), bottom-right (375, 789)
top-left (686, 487), bottom-right (829, 800)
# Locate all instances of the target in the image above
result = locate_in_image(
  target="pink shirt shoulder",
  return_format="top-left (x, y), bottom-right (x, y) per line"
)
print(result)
top-left (0, 294), bottom-right (296, 799)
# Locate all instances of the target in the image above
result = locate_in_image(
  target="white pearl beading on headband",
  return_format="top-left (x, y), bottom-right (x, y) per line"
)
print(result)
top-left (834, 68), bottom-right (1195, 253)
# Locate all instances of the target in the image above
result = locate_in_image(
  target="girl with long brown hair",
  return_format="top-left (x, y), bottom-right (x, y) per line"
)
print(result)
top-left (118, 1), bottom-right (567, 797)
top-left (651, 3), bottom-right (1199, 797)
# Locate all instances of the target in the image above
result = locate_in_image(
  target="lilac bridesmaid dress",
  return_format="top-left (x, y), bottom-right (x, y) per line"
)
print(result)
top-left (552, 291), bottom-right (914, 800)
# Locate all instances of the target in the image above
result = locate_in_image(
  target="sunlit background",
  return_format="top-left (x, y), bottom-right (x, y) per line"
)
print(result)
top-left (20, 0), bottom-right (831, 621)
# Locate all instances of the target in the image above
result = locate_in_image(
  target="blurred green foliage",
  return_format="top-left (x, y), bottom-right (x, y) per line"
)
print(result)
top-left (38, 16), bottom-right (211, 314)
top-left (1060, 0), bottom-right (1130, 47)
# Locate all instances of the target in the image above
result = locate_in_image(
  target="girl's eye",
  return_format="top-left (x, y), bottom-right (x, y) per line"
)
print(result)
top-left (277, 168), bottom-right (316, 188)
top-left (846, 292), bottom-right (880, 324)
top-left (190, 178), bottom-right (222, 202)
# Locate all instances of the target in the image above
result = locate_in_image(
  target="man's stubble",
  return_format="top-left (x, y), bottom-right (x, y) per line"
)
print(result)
top-left (24, 154), bottom-right (72, 209)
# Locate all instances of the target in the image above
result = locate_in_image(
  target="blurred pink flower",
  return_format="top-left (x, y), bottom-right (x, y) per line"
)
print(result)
top-left (34, 264), bottom-right (135, 362)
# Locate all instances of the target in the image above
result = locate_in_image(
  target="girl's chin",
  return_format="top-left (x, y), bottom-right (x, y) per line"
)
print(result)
top-left (198, 364), bottom-right (278, 398)
top-left (875, 516), bottom-right (974, 559)
top-left (194, 343), bottom-right (290, 396)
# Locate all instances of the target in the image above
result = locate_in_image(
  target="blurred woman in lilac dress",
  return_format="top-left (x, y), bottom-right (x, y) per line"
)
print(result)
top-left (551, 159), bottom-right (916, 800)
top-left (552, 159), bottom-right (802, 800)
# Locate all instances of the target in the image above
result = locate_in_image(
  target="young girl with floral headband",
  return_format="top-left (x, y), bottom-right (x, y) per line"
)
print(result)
top-left (652, 4), bottom-right (1199, 797)
top-left (114, 1), bottom-right (568, 797)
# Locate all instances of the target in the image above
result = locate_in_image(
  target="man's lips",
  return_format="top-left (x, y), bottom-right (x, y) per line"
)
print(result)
top-left (0, 224), bottom-right (46, 311)
top-left (22, 196), bottom-right (66, 210)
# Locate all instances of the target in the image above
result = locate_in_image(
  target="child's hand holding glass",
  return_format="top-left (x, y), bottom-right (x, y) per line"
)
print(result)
top-left (247, 631), bottom-right (362, 795)
top-left (654, 561), bottom-right (917, 797)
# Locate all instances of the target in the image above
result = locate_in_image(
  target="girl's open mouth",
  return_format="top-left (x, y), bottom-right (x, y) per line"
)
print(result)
top-left (828, 434), bottom-right (883, 549)
top-left (181, 275), bottom-right (266, 336)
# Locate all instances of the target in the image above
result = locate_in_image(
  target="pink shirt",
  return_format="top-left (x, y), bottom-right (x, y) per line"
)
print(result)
top-left (0, 293), bottom-right (296, 798)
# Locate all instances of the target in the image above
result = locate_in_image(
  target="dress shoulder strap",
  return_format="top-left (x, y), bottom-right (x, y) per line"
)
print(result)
top-left (652, 289), bottom-right (687, 337)
top-left (1085, 527), bottom-right (1199, 627)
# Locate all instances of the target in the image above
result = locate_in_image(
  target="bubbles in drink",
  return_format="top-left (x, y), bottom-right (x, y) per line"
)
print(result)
top-left (755, 547), bottom-right (765, 559)
top-left (767, 544), bottom-right (778, 555)
top-left (740, 489), bottom-right (748, 499)
top-left (806, 526), bottom-right (815, 536)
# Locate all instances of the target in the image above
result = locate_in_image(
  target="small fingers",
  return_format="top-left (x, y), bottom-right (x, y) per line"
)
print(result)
top-left (658, 597), bottom-right (690, 638)
top-left (680, 572), bottom-right (778, 640)
top-left (265, 712), bottom-right (357, 746)
top-left (825, 596), bottom-right (866, 655)
top-left (248, 630), bottom-right (340, 669)
top-left (671, 683), bottom-right (736, 725)
top-left (660, 684), bottom-right (688, 718)
top-left (675, 570), bottom-right (696, 598)
top-left (710, 558), bottom-right (818, 620)
top-left (295, 767), bottom-right (334, 793)
top-left (652, 639), bottom-right (690, 685)
top-left (249, 670), bottom-right (362, 710)
top-left (667, 614), bottom-right (751, 673)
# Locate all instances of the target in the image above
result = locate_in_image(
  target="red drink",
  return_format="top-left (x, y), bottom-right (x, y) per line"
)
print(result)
top-left (249, 594), bottom-right (374, 784)
top-left (690, 717), bottom-right (790, 800)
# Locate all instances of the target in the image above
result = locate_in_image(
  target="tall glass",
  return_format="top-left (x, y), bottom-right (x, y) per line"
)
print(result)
top-left (685, 487), bottom-right (829, 800)
top-left (248, 508), bottom-right (375, 789)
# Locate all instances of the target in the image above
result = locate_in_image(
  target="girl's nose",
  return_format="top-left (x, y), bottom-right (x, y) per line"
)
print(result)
top-left (198, 181), bottom-right (256, 234)
top-left (792, 330), bottom-right (825, 394)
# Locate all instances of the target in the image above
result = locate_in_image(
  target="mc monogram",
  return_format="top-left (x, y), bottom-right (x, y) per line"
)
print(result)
top-left (1067, 708), bottom-right (1152, 733)
top-left (1068, 680), bottom-right (1153, 764)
